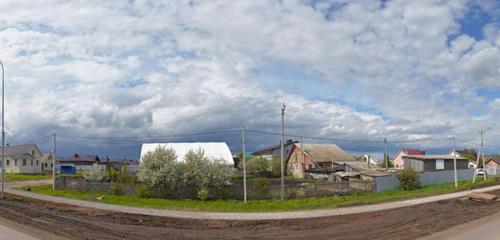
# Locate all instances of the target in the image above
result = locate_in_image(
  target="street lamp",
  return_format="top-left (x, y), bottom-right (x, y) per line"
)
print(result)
top-left (0, 59), bottom-right (4, 199)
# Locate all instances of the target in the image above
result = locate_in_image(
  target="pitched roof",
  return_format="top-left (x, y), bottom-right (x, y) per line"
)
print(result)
top-left (59, 153), bottom-right (100, 163)
top-left (296, 143), bottom-right (355, 162)
top-left (402, 154), bottom-right (467, 161)
top-left (253, 139), bottom-right (298, 155)
top-left (1, 144), bottom-right (39, 156)
top-left (140, 142), bottom-right (233, 165)
top-left (402, 149), bottom-right (426, 155)
top-left (486, 156), bottom-right (500, 165)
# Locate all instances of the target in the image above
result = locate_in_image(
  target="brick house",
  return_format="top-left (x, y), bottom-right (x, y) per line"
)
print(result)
top-left (393, 149), bottom-right (425, 169)
top-left (287, 143), bottom-right (354, 178)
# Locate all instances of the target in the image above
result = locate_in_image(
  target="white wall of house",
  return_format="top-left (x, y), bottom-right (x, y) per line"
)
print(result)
top-left (4, 157), bottom-right (42, 174)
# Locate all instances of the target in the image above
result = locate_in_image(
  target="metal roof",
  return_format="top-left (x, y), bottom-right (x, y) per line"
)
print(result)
top-left (296, 143), bottom-right (355, 162)
top-left (402, 154), bottom-right (468, 161)
top-left (140, 142), bottom-right (233, 165)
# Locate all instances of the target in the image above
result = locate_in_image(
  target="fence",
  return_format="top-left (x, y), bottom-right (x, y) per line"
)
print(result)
top-left (55, 176), bottom-right (354, 200)
top-left (374, 169), bottom-right (476, 192)
top-left (486, 167), bottom-right (500, 176)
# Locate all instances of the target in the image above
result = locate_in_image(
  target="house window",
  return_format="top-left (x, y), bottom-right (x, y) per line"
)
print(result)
top-left (6, 160), bottom-right (9, 166)
top-left (436, 159), bottom-right (444, 170)
top-left (32, 150), bottom-right (35, 155)
top-left (31, 159), bottom-right (33, 166)
top-left (14, 159), bottom-right (18, 166)
top-left (36, 160), bottom-right (39, 166)
top-left (23, 159), bottom-right (27, 166)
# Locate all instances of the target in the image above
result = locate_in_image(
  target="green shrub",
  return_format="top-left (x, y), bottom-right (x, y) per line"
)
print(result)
top-left (109, 182), bottom-right (122, 195)
top-left (246, 157), bottom-right (270, 177)
top-left (197, 188), bottom-right (209, 201)
top-left (271, 158), bottom-right (282, 178)
top-left (138, 146), bottom-right (179, 197)
top-left (250, 177), bottom-right (269, 199)
top-left (84, 164), bottom-right (105, 182)
top-left (397, 169), bottom-right (421, 190)
top-left (136, 184), bottom-right (155, 198)
top-left (139, 146), bottom-right (232, 199)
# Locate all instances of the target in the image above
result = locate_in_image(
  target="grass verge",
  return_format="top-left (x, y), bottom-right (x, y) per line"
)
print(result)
top-left (5, 173), bottom-right (52, 182)
top-left (22, 178), bottom-right (498, 212)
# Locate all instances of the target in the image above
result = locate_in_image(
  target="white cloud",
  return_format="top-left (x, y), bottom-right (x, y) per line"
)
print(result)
top-left (0, 0), bottom-right (498, 156)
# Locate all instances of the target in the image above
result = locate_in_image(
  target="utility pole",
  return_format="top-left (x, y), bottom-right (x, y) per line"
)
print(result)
top-left (452, 136), bottom-right (457, 188)
top-left (280, 102), bottom-right (286, 201)
top-left (473, 129), bottom-right (487, 183)
top-left (384, 138), bottom-right (388, 169)
top-left (52, 133), bottom-right (56, 190)
top-left (0, 59), bottom-right (4, 199)
top-left (480, 130), bottom-right (486, 181)
top-left (241, 126), bottom-right (247, 203)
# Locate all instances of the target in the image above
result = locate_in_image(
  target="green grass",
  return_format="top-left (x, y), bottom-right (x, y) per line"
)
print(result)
top-left (4, 173), bottom-right (52, 182)
top-left (22, 178), bottom-right (499, 212)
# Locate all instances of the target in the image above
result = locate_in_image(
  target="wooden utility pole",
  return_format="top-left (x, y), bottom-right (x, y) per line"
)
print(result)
top-left (384, 138), bottom-right (388, 168)
top-left (473, 129), bottom-right (487, 183)
top-left (452, 136), bottom-right (457, 188)
top-left (241, 126), bottom-right (247, 203)
top-left (52, 133), bottom-right (56, 190)
top-left (280, 103), bottom-right (286, 201)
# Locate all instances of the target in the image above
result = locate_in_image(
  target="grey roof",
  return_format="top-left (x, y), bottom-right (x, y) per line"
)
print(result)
top-left (297, 143), bottom-right (355, 162)
top-left (342, 161), bottom-right (382, 171)
top-left (58, 154), bottom-right (100, 163)
top-left (403, 154), bottom-right (468, 161)
top-left (360, 170), bottom-right (394, 177)
top-left (1, 144), bottom-right (38, 156)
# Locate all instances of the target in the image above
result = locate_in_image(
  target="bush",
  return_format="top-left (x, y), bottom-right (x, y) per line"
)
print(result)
top-left (197, 188), bottom-right (209, 201)
top-left (178, 149), bottom-right (231, 198)
top-left (271, 158), bottom-right (282, 178)
top-left (250, 177), bottom-right (269, 199)
top-left (139, 146), bottom-right (231, 199)
top-left (136, 184), bottom-right (155, 198)
top-left (84, 164), bottom-right (105, 182)
top-left (246, 157), bottom-right (270, 177)
top-left (109, 182), bottom-right (122, 195)
top-left (138, 146), bottom-right (179, 197)
top-left (397, 169), bottom-right (421, 190)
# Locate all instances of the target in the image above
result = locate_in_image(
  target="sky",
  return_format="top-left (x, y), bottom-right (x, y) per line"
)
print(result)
top-left (0, 0), bottom-right (499, 159)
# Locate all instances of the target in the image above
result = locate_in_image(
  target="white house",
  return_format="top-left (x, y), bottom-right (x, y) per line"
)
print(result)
top-left (2, 144), bottom-right (44, 174)
top-left (140, 142), bottom-right (234, 166)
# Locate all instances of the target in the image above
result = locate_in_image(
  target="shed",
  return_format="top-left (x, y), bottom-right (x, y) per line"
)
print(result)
top-left (402, 154), bottom-right (469, 172)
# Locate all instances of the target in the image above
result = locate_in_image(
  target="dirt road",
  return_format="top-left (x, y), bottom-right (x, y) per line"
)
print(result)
top-left (1, 191), bottom-right (500, 240)
top-left (0, 221), bottom-right (38, 240)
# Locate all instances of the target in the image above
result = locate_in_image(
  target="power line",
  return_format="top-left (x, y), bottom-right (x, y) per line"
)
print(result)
top-left (57, 129), bottom-right (241, 140)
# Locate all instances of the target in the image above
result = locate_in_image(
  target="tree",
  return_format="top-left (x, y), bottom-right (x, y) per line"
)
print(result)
top-left (397, 169), bottom-right (421, 190)
top-left (246, 157), bottom-right (269, 176)
top-left (138, 146), bottom-right (179, 197)
top-left (178, 148), bottom-right (231, 198)
top-left (383, 153), bottom-right (394, 168)
top-left (84, 163), bottom-right (105, 182)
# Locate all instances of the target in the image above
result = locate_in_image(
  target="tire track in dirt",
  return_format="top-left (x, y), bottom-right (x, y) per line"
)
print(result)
top-left (1, 192), bottom-right (500, 240)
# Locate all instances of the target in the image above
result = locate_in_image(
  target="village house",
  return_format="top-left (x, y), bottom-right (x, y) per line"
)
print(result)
top-left (485, 156), bottom-right (500, 168)
top-left (57, 153), bottom-right (101, 174)
top-left (393, 149), bottom-right (426, 169)
top-left (41, 153), bottom-right (55, 172)
top-left (140, 142), bottom-right (234, 166)
top-left (401, 154), bottom-right (469, 172)
top-left (287, 143), bottom-right (355, 178)
top-left (253, 139), bottom-right (298, 161)
top-left (2, 144), bottom-right (45, 174)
